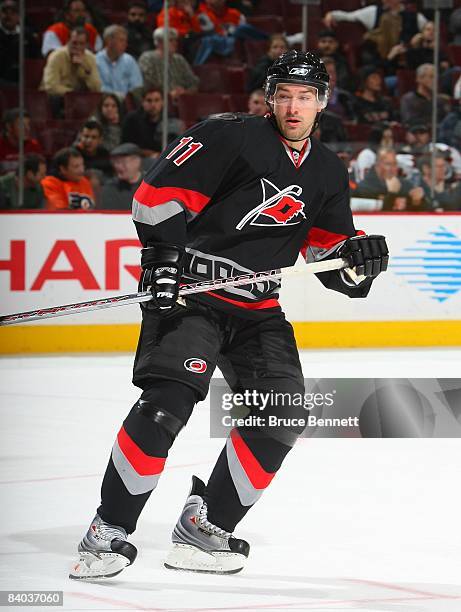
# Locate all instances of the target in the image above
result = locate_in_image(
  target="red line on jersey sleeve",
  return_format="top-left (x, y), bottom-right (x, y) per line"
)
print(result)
top-left (117, 426), bottom-right (166, 476)
top-left (206, 291), bottom-right (280, 310)
top-left (134, 181), bottom-right (210, 214)
top-left (230, 428), bottom-right (276, 489)
top-left (300, 227), bottom-right (367, 258)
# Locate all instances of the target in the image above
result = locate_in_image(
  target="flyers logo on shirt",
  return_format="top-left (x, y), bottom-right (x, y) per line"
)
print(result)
top-left (236, 179), bottom-right (306, 230)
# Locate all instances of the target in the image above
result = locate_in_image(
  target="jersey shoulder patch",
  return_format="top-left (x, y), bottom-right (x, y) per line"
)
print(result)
top-left (207, 112), bottom-right (246, 122)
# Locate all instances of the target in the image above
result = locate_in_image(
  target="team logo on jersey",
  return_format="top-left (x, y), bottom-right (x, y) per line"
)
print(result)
top-left (236, 179), bottom-right (306, 230)
top-left (184, 358), bottom-right (207, 374)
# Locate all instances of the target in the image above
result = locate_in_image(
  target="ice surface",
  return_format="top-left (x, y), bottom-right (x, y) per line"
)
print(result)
top-left (1, 349), bottom-right (460, 611)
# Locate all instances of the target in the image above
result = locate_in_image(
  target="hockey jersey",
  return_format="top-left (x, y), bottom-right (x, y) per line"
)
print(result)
top-left (133, 114), bottom-right (373, 318)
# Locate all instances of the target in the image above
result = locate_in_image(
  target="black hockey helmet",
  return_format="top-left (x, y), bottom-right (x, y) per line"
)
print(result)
top-left (265, 50), bottom-right (330, 108)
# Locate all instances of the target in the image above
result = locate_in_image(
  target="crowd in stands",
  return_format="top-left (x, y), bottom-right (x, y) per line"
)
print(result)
top-left (0, 0), bottom-right (460, 212)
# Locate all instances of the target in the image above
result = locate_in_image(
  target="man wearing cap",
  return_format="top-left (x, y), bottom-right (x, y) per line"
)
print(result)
top-left (100, 143), bottom-right (143, 209)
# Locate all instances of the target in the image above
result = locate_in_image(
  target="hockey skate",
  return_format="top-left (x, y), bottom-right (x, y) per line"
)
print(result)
top-left (69, 514), bottom-right (137, 579)
top-left (164, 476), bottom-right (250, 574)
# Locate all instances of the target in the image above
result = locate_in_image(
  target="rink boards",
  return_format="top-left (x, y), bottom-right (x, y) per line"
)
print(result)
top-left (1, 211), bottom-right (461, 353)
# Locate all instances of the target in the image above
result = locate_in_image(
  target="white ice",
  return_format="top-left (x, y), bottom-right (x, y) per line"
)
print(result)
top-left (1, 349), bottom-right (461, 612)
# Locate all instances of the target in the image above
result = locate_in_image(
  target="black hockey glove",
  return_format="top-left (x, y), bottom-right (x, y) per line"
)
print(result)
top-left (139, 243), bottom-right (185, 312)
top-left (339, 235), bottom-right (389, 279)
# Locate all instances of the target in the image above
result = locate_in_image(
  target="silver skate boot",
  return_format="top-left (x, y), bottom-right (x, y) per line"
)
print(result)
top-left (69, 514), bottom-right (137, 579)
top-left (164, 476), bottom-right (250, 574)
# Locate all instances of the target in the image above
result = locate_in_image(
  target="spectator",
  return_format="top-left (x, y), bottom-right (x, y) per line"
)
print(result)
top-left (324, 0), bottom-right (427, 56)
top-left (316, 30), bottom-right (353, 92)
top-left (75, 119), bottom-right (112, 178)
top-left (121, 86), bottom-right (184, 158)
top-left (42, 146), bottom-right (95, 209)
top-left (400, 63), bottom-right (451, 127)
top-left (247, 88), bottom-right (266, 116)
top-left (355, 148), bottom-right (426, 210)
top-left (406, 21), bottom-right (448, 72)
top-left (0, 153), bottom-right (46, 209)
top-left (125, 0), bottom-right (152, 59)
top-left (138, 27), bottom-right (199, 103)
top-left (355, 122), bottom-right (394, 182)
top-left (454, 74), bottom-right (461, 101)
top-left (449, 8), bottom-right (461, 45)
top-left (40, 26), bottom-right (101, 103)
top-left (246, 34), bottom-right (288, 93)
top-left (96, 25), bottom-right (143, 98)
top-left (326, 142), bottom-right (356, 189)
top-left (194, 0), bottom-right (267, 65)
top-left (89, 93), bottom-right (123, 151)
top-left (0, 109), bottom-right (43, 174)
top-left (0, 0), bottom-right (40, 86)
top-left (100, 143), bottom-right (143, 209)
top-left (86, 168), bottom-right (103, 207)
top-left (157, 0), bottom-right (201, 38)
top-left (416, 153), bottom-right (461, 211)
top-left (439, 98), bottom-right (461, 151)
top-left (400, 123), bottom-right (461, 179)
top-left (317, 111), bottom-right (347, 145)
top-left (41, 0), bottom-right (102, 57)
top-left (321, 57), bottom-right (355, 121)
top-left (354, 66), bottom-right (394, 124)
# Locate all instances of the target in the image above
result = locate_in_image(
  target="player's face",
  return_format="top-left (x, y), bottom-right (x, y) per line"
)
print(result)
top-left (272, 84), bottom-right (324, 142)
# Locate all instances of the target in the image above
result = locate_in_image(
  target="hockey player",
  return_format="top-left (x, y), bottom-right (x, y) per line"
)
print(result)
top-left (70, 50), bottom-right (388, 579)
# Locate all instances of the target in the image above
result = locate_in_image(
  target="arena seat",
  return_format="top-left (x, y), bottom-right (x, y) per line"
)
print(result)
top-left (63, 91), bottom-right (103, 120)
top-left (177, 93), bottom-right (231, 128)
top-left (25, 58), bottom-right (46, 90)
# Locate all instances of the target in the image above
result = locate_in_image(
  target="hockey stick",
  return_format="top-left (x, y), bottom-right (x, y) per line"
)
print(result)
top-left (0, 258), bottom-right (349, 326)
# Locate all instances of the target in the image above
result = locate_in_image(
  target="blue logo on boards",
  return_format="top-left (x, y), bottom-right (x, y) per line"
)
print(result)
top-left (390, 225), bottom-right (461, 303)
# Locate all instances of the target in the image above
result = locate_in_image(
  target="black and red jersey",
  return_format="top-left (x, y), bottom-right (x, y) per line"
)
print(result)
top-left (133, 114), bottom-right (372, 318)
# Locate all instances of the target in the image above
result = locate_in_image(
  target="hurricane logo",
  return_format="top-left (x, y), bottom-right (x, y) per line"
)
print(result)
top-left (184, 358), bottom-right (207, 374)
top-left (236, 178), bottom-right (306, 230)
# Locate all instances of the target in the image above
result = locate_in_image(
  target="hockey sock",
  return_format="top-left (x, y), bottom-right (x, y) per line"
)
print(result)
top-left (97, 381), bottom-right (198, 533)
top-left (204, 425), bottom-right (293, 533)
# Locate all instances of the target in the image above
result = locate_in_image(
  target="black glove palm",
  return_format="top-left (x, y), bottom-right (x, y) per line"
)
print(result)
top-left (339, 235), bottom-right (389, 277)
top-left (139, 243), bottom-right (185, 312)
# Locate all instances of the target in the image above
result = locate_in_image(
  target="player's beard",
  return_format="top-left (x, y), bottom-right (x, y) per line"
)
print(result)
top-left (275, 112), bottom-right (316, 143)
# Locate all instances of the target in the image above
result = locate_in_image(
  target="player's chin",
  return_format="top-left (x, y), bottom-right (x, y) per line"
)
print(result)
top-left (282, 124), bottom-right (310, 140)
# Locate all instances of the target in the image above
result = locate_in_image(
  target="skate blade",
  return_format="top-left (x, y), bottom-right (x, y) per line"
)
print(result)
top-left (69, 551), bottom-right (130, 580)
top-left (164, 543), bottom-right (245, 575)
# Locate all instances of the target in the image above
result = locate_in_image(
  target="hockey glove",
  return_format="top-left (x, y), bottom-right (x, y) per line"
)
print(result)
top-left (339, 235), bottom-right (389, 284)
top-left (139, 242), bottom-right (185, 312)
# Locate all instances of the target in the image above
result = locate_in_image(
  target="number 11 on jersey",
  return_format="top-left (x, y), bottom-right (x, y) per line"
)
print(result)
top-left (166, 137), bottom-right (204, 167)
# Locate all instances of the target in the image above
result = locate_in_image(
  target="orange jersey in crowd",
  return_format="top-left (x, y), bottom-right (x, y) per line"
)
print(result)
top-left (42, 175), bottom-right (95, 210)
top-left (197, 2), bottom-right (243, 35)
top-left (157, 7), bottom-right (201, 37)
top-left (45, 22), bottom-right (100, 52)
